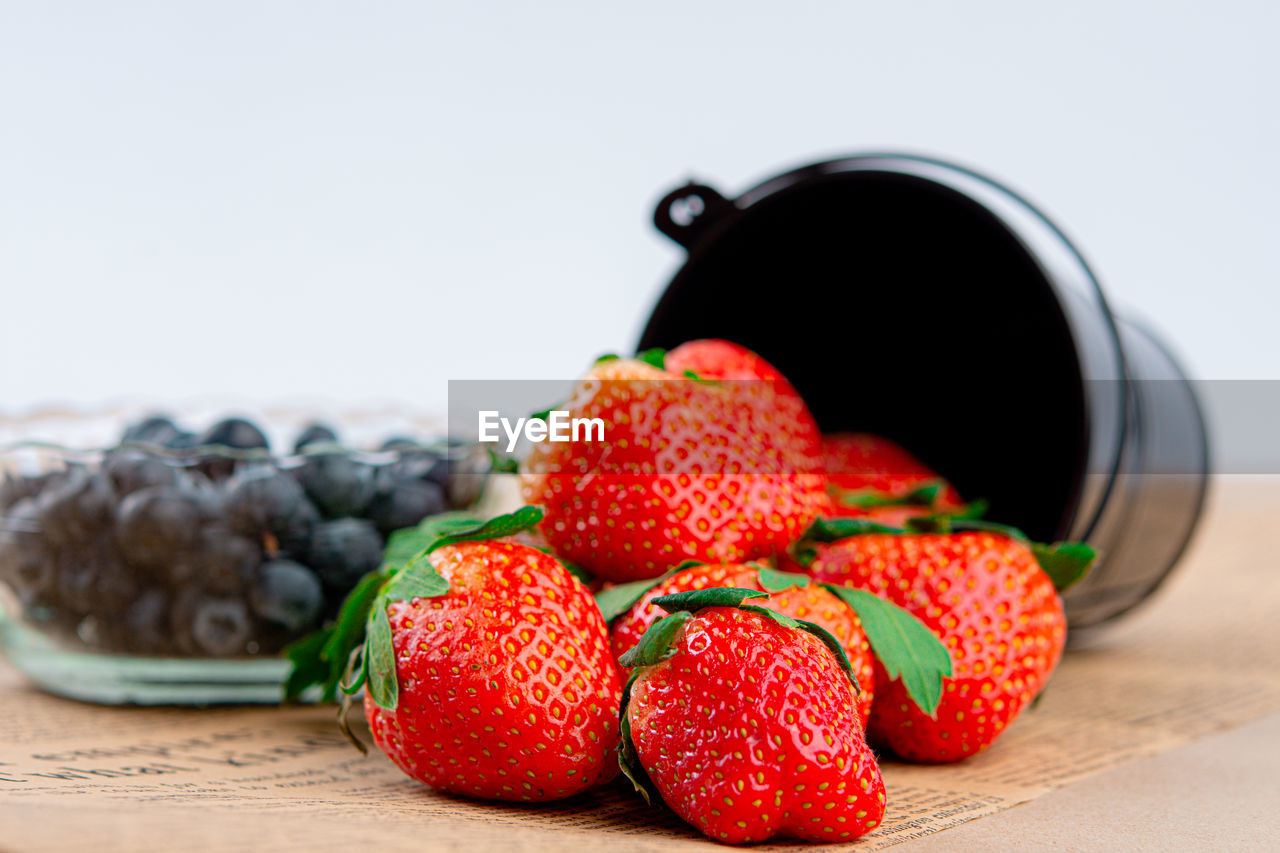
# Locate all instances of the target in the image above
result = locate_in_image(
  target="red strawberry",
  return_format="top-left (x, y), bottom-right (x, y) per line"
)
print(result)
top-left (801, 523), bottom-right (1093, 762)
top-left (619, 589), bottom-right (886, 844)
top-left (821, 433), bottom-right (965, 524)
top-left (664, 338), bottom-right (807, 405)
top-left (605, 562), bottom-right (876, 723)
top-left (286, 508), bottom-right (623, 802)
top-left (666, 339), bottom-right (819, 463)
top-left (522, 350), bottom-right (825, 582)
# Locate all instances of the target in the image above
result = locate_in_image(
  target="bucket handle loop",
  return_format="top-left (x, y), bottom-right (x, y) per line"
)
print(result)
top-left (653, 182), bottom-right (733, 249)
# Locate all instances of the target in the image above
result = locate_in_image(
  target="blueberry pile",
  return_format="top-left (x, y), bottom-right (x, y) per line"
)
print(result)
top-left (0, 416), bottom-right (486, 658)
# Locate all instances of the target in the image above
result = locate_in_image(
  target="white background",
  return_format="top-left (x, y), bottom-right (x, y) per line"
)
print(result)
top-left (1, 2), bottom-right (1275, 423)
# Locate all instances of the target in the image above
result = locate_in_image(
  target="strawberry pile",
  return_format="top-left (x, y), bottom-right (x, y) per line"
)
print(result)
top-left (286, 339), bottom-right (1095, 845)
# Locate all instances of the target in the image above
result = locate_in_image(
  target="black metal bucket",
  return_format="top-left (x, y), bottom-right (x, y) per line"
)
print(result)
top-left (637, 153), bottom-right (1210, 630)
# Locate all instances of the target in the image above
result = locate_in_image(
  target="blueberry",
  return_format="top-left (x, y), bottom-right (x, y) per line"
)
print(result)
top-left (54, 543), bottom-right (139, 623)
top-left (169, 527), bottom-right (259, 594)
top-left (189, 597), bottom-right (253, 657)
top-left (168, 431), bottom-right (199, 450)
top-left (103, 450), bottom-right (180, 497)
top-left (205, 528), bottom-right (261, 587)
top-left (123, 588), bottom-right (173, 654)
top-left (36, 469), bottom-right (116, 545)
top-left (224, 466), bottom-right (306, 525)
top-left (198, 417), bottom-right (270, 452)
top-left (1, 473), bottom-right (53, 512)
top-left (443, 442), bottom-right (491, 509)
top-left (88, 548), bottom-right (145, 616)
top-left (177, 468), bottom-right (224, 516)
top-left (307, 518), bottom-right (384, 588)
top-left (0, 498), bottom-right (56, 607)
top-left (223, 467), bottom-right (318, 556)
top-left (380, 446), bottom-right (448, 487)
top-left (115, 486), bottom-right (204, 571)
top-left (122, 415), bottom-right (184, 447)
top-left (54, 551), bottom-right (102, 614)
top-left (367, 479), bottom-right (447, 535)
top-left (296, 453), bottom-right (376, 519)
top-left (294, 423), bottom-right (338, 452)
top-left (248, 559), bottom-right (324, 632)
top-left (194, 417), bottom-right (270, 480)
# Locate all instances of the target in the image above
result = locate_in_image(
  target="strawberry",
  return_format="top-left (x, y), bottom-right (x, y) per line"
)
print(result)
top-left (798, 518), bottom-right (1094, 762)
top-left (821, 433), bottom-right (966, 525)
top-left (665, 339), bottom-right (820, 468)
top-left (522, 347), bottom-right (826, 583)
top-left (285, 507), bottom-right (623, 802)
top-left (618, 588), bottom-right (887, 844)
top-left (601, 561), bottom-right (877, 723)
top-left (664, 338), bottom-right (808, 409)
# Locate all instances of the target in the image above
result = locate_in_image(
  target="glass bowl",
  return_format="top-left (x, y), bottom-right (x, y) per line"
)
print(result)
top-left (0, 410), bottom-right (491, 704)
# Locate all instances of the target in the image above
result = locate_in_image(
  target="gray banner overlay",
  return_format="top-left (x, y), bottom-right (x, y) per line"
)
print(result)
top-left (447, 379), bottom-right (1278, 475)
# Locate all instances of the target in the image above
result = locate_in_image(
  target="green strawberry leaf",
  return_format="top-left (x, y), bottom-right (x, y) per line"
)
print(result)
top-left (337, 644), bottom-right (366, 697)
top-left (651, 587), bottom-right (768, 614)
top-left (594, 352), bottom-right (621, 365)
top-left (636, 348), bottom-right (667, 370)
top-left (911, 492), bottom-right (993, 522)
top-left (739, 605), bottom-right (862, 695)
top-left (1032, 541), bottom-right (1097, 592)
top-left (941, 497), bottom-right (989, 521)
top-left (419, 505), bottom-right (543, 554)
top-left (739, 604), bottom-right (802, 631)
top-left (382, 512), bottom-right (482, 568)
top-left (681, 369), bottom-right (718, 385)
top-left (357, 540), bottom-right (454, 708)
top-left (487, 449), bottom-right (520, 473)
top-left (563, 561), bottom-right (594, 585)
top-left (364, 604), bottom-right (398, 710)
top-left (382, 555), bottom-right (451, 602)
top-left (833, 490), bottom-right (878, 509)
top-left (908, 515), bottom-right (1022, 539)
top-left (803, 517), bottom-right (910, 541)
top-left (756, 565), bottom-right (811, 592)
top-left (905, 481), bottom-right (944, 505)
top-left (823, 585), bottom-right (952, 717)
top-left (282, 628), bottom-right (332, 702)
top-left (789, 544), bottom-right (818, 568)
top-left (617, 610), bottom-right (693, 668)
top-left (617, 670), bottom-right (660, 805)
top-left (595, 573), bottom-right (671, 623)
top-left (833, 481), bottom-right (944, 509)
top-left (315, 569), bottom-right (389, 701)
top-left (593, 562), bottom-right (708, 623)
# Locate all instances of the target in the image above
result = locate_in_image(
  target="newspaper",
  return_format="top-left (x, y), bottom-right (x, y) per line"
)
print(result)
top-left (3, 476), bottom-right (1279, 851)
